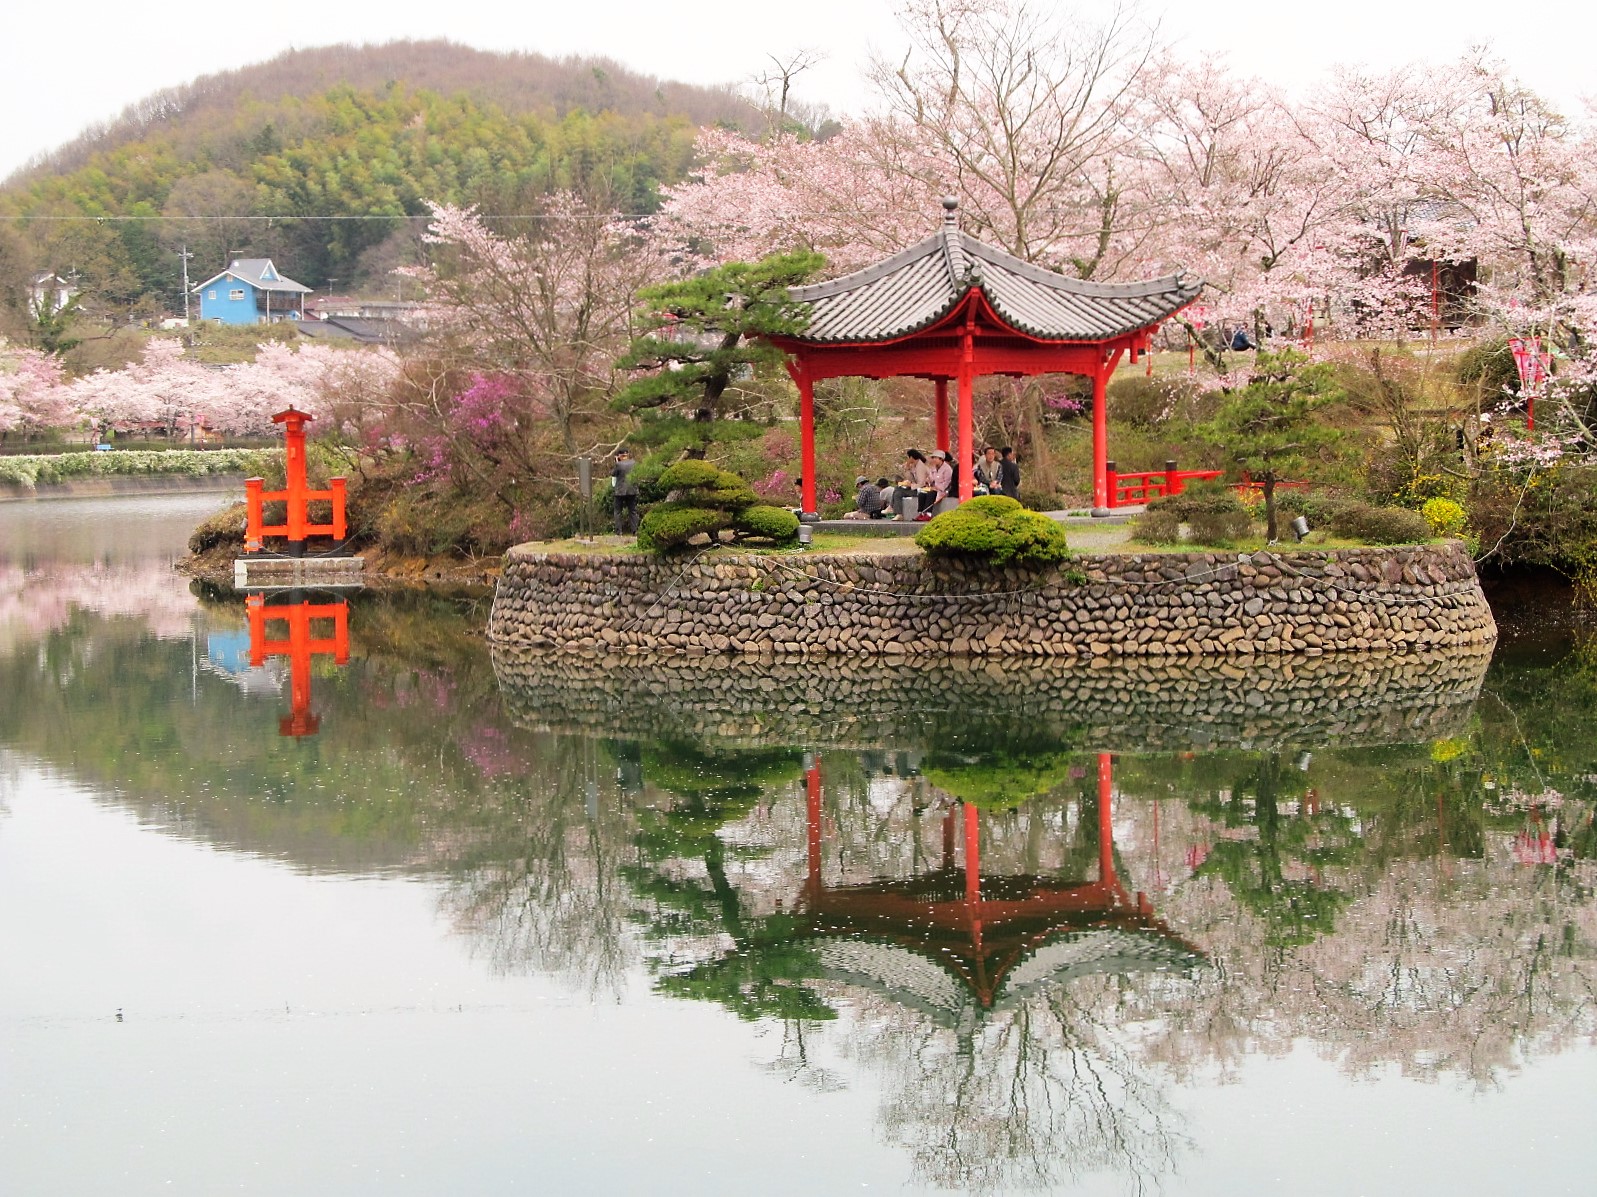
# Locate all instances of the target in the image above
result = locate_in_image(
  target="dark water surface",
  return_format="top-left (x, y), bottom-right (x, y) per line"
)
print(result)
top-left (3, 495), bottom-right (1595, 1195)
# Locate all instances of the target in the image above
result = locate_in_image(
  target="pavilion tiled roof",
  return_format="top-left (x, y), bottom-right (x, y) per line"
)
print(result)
top-left (788, 200), bottom-right (1201, 344)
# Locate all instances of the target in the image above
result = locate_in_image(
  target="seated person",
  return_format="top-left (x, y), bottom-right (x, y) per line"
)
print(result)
top-left (844, 475), bottom-right (887, 519)
top-left (922, 449), bottom-right (954, 516)
top-left (890, 449), bottom-right (932, 518)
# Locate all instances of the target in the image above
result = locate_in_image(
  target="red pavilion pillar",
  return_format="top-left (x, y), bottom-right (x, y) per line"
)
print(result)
top-left (1090, 347), bottom-right (1125, 516)
top-left (934, 379), bottom-right (950, 454)
top-left (957, 324), bottom-right (975, 501)
top-left (795, 369), bottom-right (817, 518)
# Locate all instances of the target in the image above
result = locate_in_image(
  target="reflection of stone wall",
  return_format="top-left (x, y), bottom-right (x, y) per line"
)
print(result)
top-left (491, 644), bottom-right (1493, 753)
top-left (489, 543), bottom-right (1496, 659)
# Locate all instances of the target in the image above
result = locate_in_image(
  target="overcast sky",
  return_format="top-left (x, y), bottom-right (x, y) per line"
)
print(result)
top-left (2, 0), bottom-right (1592, 182)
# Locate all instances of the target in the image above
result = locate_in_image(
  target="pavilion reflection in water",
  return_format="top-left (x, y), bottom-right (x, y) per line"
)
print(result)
top-left (797, 754), bottom-right (1203, 1025)
top-left (244, 590), bottom-right (350, 737)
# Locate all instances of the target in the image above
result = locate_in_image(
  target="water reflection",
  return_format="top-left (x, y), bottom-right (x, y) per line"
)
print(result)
top-left (2, 517), bottom-right (1596, 1193)
top-left (243, 590), bottom-right (351, 737)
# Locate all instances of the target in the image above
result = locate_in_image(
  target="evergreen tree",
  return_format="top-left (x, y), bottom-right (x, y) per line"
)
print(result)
top-left (1198, 349), bottom-right (1344, 541)
top-left (613, 251), bottom-right (823, 448)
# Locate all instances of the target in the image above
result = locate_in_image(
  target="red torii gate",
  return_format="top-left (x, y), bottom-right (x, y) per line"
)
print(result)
top-left (244, 407), bottom-right (347, 554)
top-left (768, 200), bottom-right (1201, 517)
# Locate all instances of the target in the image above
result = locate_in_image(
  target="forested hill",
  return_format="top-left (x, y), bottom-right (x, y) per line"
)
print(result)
top-left (0, 41), bottom-right (755, 322)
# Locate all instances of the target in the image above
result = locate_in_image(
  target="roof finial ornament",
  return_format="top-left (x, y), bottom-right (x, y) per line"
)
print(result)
top-left (941, 196), bottom-right (959, 228)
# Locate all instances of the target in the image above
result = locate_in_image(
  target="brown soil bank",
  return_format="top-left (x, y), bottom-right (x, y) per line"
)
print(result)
top-left (488, 541), bottom-right (1496, 659)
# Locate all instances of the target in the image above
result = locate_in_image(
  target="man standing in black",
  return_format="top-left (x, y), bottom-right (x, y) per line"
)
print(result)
top-left (611, 449), bottom-right (640, 535)
top-left (998, 446), bottom-right (1021, 500)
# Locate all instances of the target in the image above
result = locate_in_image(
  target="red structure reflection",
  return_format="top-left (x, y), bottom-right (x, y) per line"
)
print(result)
top-left (801, 752), bottom-right (1199, 1010)
top-left (245, 592), bottom-right (349, 737)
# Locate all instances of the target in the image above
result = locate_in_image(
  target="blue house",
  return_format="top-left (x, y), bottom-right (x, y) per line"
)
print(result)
top-left (193, 258), bottom-right (312, 325)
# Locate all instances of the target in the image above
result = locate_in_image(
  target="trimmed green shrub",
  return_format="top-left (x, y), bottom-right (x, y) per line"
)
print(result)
top-left (1328, 502), bottom-right (1432, 545)
top-left (636, 502), bottom-right (733, 553)
top-left (915, 495), bottom-right (1071, 565)
top-left (657, 460), bottom-right (757, 508)
top-left (1137, 480), bottom-right (1254, 546)
top-left (1421, 497), bottom-right (1468, 537)
top-left (1131, 508), bottom-right (1181, 544)
top-left (733, 504), bottom-right (800, 543)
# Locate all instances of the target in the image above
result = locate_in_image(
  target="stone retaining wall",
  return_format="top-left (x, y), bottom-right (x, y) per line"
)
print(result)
top-left (489, 542), bottom-right (1496, 659)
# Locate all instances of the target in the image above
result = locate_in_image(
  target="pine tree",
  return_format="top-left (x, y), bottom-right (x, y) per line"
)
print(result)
top-left (613, 251), bottom-right (823, 447)
top-left (1198, 350), bottom-right (1344, 541)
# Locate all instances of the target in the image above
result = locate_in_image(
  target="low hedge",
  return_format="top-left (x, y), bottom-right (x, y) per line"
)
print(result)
top-left (0, 448), bottom-right (279, 490)
top-left (1135, 480), bottom-right (1253, 547)
top-left (1326, 502), bottom-right (1432, 545)
top-left (915, 495), bottom-right (1071, 565)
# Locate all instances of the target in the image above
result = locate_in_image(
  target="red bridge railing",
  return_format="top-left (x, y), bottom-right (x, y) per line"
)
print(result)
top-left (1105, 461), bottom-right (1310, 508)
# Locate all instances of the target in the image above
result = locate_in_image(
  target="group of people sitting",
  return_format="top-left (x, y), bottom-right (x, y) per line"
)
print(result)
top-left (846, 445), bottom-right (1021, 520)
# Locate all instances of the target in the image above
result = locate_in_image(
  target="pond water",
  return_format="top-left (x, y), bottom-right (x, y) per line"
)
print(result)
top-left (2, 494), bottom-right (1595, 1195)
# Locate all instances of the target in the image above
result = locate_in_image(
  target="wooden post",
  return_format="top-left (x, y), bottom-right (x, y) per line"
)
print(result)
top-left (1105, 460), bottom-right (1118, 509)
top-left (330, 478), bottom-right (347, 542)
top-left (797, 372), bottom-right (817, 518)
top-left (244, 478), bottom-right (265, 552)
top-left (1165, 459), bottom-right (1180, 497)
top-left (934, 378), bottom-right (950, 454)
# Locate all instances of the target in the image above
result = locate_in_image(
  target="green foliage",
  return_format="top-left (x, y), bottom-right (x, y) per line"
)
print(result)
top-left (657, 459), bottom-right (757, 507)
top-left (187, 502), bottom-right (248, 554)
top-left (1105, 374), bottom-right (1217, 429)
top-left (614, 252), bottom-right (825, 436)
top-left (732, 504), bottom-right (799, 543)
top-left (914, 495), bottom-right (1071, 565)
top-left (1327, 502), bottom-right (1433, 545)
top-left (2, 77), bottom-right (710, 307)
top-left (1198, 349), bottom-right (1345, 539)
top-left (1135, 480), bottom-right (1254, 547)
top-left (1455, 338), bottom-right (1520, 398)
top-left (0, 448), bottom-right (279, 489)
top-left (1421, 497), bottom-right (1469, 537)
top-left (638, 461), bottom-right (793, 552)
top-left (924, 747), bottom-right (1082, 810)
top-left (635, 502), bottom-right (733, 553)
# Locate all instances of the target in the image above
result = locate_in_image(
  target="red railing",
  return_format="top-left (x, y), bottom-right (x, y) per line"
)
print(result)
top-left (1105, 460), bottom-right (1309, 508)
top-left (1106, 460), bottom-right (1223, 508)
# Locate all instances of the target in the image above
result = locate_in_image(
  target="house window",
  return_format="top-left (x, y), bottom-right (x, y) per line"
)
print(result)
top-left (230, 289), bottom-right (246, 301)
top-left (207, 289), bottom-right (217, 300)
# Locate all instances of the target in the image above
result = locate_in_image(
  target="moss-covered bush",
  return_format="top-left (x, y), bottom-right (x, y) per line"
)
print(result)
top-left (733, 504), bottom-right (800, 542)
top-left (637, 461), bottom-right (796, 553)
top-left (1327, 502), bottom-right (1433, 545)
top-left (636, 503), bottom-right (734, 553)
top-left (915, 495), bottom-right (1070, 565)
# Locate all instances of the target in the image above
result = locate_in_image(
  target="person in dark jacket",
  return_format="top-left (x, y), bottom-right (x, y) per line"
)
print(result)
top-left (611, 450), bottom-right (639, 535)
top-left (998, 446), bottom-right (1021, 500)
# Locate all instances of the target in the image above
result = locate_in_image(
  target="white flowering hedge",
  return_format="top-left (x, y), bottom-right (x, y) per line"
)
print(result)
top-left (0, 448), bottom-right (281, 489)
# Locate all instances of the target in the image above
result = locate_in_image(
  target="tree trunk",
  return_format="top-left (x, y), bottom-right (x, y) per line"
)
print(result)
top-left (1263, 473), bottom-right (1279, 542)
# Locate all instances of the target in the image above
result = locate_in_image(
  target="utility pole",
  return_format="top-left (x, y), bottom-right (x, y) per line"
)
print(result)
top-left (179, 245), bottom-right (193, 326)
